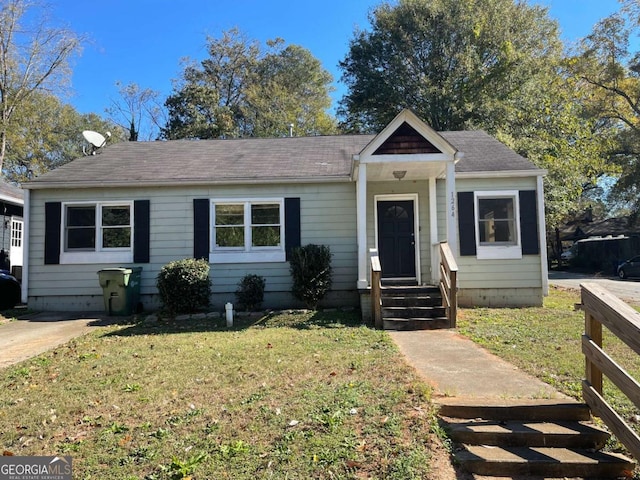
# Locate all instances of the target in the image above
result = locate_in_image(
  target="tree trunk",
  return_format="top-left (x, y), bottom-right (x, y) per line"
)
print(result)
top-left (0, 129), bottom-right (6, 177)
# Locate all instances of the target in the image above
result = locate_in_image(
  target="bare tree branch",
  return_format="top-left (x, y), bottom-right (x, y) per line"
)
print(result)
top-left (0, 0), bottom-right (82, 175)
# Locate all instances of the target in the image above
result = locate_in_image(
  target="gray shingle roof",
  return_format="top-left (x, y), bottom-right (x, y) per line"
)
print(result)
top-left (25, 130), bottom-right (540, 188)
top-left (441, 131), bottom-right (539, 173)
top-left (0, 179), bottom-right (23, 202)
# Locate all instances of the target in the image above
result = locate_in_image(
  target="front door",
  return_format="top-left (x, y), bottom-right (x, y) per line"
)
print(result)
top-left (377, 200), bottom-right (416, 279)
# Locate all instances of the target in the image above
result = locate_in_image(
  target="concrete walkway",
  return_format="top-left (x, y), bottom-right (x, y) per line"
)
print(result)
top-left (0, 312), bottom-right (107, 369)
top-left (389, 329), bottom-right (569, 402)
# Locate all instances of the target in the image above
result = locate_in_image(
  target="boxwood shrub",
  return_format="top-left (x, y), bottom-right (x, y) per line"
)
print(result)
top-left (235, 274), bottom-right (266, 311)
top-left (156, 258), bottom-right (211, 314)
top-left (289, 244), bottom-right (332, 309)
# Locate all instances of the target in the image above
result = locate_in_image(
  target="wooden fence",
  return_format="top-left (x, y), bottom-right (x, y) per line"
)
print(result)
top-left (370, 249), bottom-right (382, 329)
top-left (439, 242), bottom-right (458, 328)
top-left (581, 282), bottom-right (640, 460)
top-left (369, 244), bottom-right (458, 329)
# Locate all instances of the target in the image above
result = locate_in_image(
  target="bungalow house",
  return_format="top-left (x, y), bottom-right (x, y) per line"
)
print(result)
top-left (0, 178), bottom-right (24, 278)
top-left (21, 110), bottom-right (548, 320)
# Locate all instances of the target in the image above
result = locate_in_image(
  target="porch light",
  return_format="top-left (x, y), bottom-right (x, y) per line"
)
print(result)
top-left (393, 170), bottom-right (407, 180)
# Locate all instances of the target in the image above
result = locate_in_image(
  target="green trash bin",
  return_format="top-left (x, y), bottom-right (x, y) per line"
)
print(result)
top-left (97, 267), bottom-right (142, 315)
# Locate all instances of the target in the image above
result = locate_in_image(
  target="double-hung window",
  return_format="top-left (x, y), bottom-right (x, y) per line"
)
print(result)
top-left (474, 191), bottom-right (522, 259)
top-left (61, 202), bottom-right (133, 264)
top-left (211, 199), bottom-right (285, 263)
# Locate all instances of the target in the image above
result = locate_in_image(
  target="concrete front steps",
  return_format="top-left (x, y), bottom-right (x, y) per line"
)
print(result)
top-left (439, 399), bottom-right (635, 478)
top-left (381, 283), bottom-right (449, 330)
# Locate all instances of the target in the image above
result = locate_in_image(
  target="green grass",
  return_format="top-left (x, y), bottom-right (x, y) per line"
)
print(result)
top-left (0, 311), bottom-right (442, 480)
top-left (458, 285), bottom-right (640, 421)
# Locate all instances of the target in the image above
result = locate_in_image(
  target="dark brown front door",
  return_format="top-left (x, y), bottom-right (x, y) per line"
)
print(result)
top-left (377, 200), bottom-right (416, 278)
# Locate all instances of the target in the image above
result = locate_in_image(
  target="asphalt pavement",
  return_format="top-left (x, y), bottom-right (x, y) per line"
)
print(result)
top-left (548, 270), bottom-right (640, 304)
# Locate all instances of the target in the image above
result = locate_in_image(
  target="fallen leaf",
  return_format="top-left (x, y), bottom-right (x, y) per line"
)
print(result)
top-left (3, 450), bottom-right (14, 456)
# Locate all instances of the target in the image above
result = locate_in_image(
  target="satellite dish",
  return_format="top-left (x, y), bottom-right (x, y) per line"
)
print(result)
top-left (82, 130), bottom-right (111, 155)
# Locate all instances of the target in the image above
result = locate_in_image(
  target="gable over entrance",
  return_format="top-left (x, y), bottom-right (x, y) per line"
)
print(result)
top-left (373, 122), bottom-right (442, 155)
top-left (356, 110), bottom-right (461, 182)
top-left (354, 110), bottom-right (462, 288)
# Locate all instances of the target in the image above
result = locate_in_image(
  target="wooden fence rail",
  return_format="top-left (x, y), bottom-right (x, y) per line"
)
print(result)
top-left (581, 282), bottom-right (640, 460)
top-left (370, 249), bottom-right (382, 329)
top-left (439, 242), bottom-right (458, 328)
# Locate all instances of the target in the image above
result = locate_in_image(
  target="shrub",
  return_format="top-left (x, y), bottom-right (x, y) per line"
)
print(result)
top-left (156, 258), bottom-right (211, 314)
top-left (235, 274), bottom-right (266, 311)
top-left (289, 244), bottom-right (332, 309)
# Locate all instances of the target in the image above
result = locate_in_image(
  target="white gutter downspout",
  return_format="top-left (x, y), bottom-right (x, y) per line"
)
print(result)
top-left (537, 175), bottom-right (549, 296)
top-left (21, 189), bottom-right (29, 304)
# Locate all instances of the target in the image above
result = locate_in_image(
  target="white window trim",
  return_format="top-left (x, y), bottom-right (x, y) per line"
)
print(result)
top-left (210, 198), bottom-right (285, 264)
top-left (474, 190), bottom-right (522, 260)
top-left (60, 201), bottom-right (134, 265)
top-left (10, 218), bottom-right (23, 247)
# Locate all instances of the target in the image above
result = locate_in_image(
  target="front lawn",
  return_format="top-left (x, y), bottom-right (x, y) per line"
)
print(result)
top-left (458, 285), bottom-right (640, 421)
top-left (0, 311), bottom-right (444, 480)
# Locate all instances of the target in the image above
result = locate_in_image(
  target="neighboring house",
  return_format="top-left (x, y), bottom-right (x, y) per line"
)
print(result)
top-left (560, 215), bottom-right (640, 242)
top-left (0, 178), bottom-right (24, 278)
top-left (22, 110), bottom-right (547, 314)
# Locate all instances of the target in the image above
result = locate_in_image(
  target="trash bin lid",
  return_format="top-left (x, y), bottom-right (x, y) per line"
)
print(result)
top-left (98, 268), bottom-right (132, 273)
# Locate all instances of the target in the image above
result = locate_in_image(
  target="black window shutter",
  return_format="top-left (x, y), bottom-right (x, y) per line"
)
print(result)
top-left (519, 190), bottom-right (540, 255)
top-left (457, 192), bottom-right (476, 256)
top-left (284, 197), bottom-right (301, 260)
top-left (44, 202), bottom-right (61, 265)
top-left (193, 199), bottom-right (210, 260)
top-left (133, 200), bottom-right (150, 263)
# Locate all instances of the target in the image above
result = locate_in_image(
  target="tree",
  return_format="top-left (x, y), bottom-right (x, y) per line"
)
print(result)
top-left (569, 0), bottom-right (640, 216)
top-left (244, 40), bottom-right (336, 137)
top-left (496, 72), bottom-right (618, 226)
top-left (0, 0), bottom-right (82, 176)
top-left (106, 82), bottom-right (165, 141)
top-left (338, 0), bottom-right (619, 260)
top-left (338, 0), bottom-right (563, 133)
top-left (4, 91), bottom-right (121, 183)
top-left (163, 29), bottom-right (336, 139)
top-left (493, 73), bottom-right (619, 260)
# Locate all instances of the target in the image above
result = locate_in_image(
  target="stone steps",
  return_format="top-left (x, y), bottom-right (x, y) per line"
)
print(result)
top-left (444, 418), bottom-right (610, 448)
top-left (455, 444), bottom-right (634, 477)
top-left (439, 400), bottom-right (635, 477)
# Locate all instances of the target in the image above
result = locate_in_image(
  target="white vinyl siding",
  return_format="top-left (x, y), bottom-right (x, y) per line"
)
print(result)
top-left (27, 183), bottom-right (357, 311)
top-left (448, 177), bottom-right (543, 306)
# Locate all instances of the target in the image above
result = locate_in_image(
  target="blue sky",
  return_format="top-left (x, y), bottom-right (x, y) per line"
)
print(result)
top-left (50, 0), bottom-right (624, 117)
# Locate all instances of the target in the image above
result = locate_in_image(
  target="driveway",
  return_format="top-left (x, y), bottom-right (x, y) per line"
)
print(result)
top-left (549, 270), bottom-right (640, 305)
top-left (0, 312), bottom-right (109, 369)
